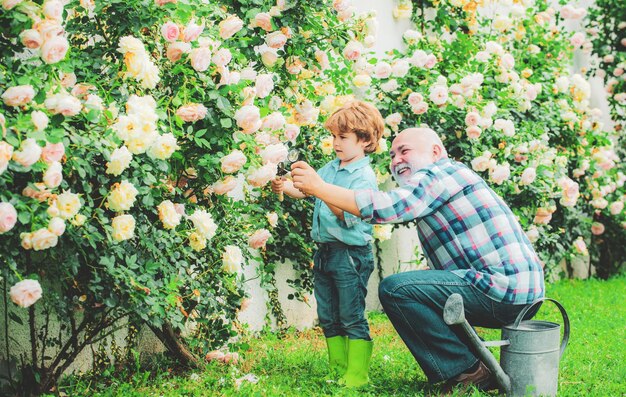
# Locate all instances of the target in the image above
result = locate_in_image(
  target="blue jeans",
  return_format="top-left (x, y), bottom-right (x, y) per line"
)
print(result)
top-left (378, 270), bottom-right (534, 383)
top-left (314, 242), bottom-right (375, 340)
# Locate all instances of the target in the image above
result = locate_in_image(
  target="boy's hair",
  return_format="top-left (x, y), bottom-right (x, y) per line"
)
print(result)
top-left (324, 100), bottom-right (385, 154)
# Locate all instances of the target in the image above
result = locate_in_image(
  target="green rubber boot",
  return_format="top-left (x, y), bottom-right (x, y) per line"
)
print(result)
top-left (326, 336), bottom-right (348, 377)
top-left (341, 338), bottom-right (373, 388)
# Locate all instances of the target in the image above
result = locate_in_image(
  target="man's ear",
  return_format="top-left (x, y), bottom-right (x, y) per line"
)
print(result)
top-left (432, 144), bottom-right (443, 160)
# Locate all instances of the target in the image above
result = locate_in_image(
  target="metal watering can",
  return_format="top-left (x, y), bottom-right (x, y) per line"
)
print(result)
top-left (444, 294), bottom-right (570, 396)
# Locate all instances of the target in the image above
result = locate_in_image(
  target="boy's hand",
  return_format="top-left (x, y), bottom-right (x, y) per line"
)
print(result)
top-left (271, 177), bottom-right (285, 201)
top-left (291, 161), bottom-right (323, 197)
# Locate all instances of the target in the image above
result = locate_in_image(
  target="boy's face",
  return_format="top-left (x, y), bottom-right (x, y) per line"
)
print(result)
top-left (331, 131), bottom-right (368, 165)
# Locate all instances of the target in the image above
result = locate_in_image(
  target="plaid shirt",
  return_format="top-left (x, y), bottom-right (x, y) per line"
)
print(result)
top-left (355, 158), bottom-right (544, 304)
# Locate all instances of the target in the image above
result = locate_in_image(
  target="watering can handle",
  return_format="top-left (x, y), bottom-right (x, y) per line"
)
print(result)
top-left (513, 297), bottom-right (570, 358)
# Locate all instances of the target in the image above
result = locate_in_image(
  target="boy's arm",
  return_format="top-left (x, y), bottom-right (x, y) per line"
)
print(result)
top-left (325, 203), bottom-right (345, 221)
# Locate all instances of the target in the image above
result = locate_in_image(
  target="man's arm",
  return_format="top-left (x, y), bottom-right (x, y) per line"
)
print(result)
top-left (291, 161), bottom-right (362, 217)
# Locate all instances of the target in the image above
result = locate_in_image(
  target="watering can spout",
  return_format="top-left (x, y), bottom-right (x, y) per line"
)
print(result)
top-left (444, 294), bottom-right (512, 395)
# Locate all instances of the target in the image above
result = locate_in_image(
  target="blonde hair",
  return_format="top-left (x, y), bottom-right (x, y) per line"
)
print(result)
top-left (323, 100), bottom-right (385, 154)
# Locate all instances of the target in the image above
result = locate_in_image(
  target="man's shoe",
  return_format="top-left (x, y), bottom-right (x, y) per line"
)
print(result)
top-left (440, 361), bottom-right (498, 394)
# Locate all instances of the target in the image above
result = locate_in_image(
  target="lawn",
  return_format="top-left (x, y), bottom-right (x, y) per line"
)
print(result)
top-left (54, 276), bottom-right (626, 396)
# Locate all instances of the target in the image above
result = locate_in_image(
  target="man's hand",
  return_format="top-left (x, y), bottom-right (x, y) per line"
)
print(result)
top-left (291, 161), bottom-right (324, 196)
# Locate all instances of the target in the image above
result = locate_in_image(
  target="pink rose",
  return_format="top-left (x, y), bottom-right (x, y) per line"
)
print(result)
top-left (41, 36), bottom-right (69, 64)
top-left (533, 208), bottom-right (553, 225)
top-left (31, 227), bottom-right (59, 250)
top-left (266, 212), bottom-right (278, 227)
top-left (0, 202), bottom-right (18, 233)
top-left (166, 41), bottom-right (191, 62)
top-left (570, 32), bottom-right (585, 48)
top-left (41, 142), bottom-right (65, 164)
top-left (219, 14), bottom-right (243, 39)
top-left (161, 22), bottom-right (180, 43)
top-left (408, 93), bottom-right (424, 107)
top-left (183, 20), bottom-right (204, 42)
top-left (43, 161), bottom-right (63, 188)
top-left (253, 12), bottom-right (273, 31)
top-left (591, 222), bottom-right (605, 236)
top-left (13, 138), bottom-right (42, 167)
top-left (315, 50), bottom-right (330, 71)
top-left (176, 103), bottom-right (207, 122)
top-left (374, 62), bottom-right (392, 79)
top-left (44, 93), bottom-right (82, 116)
top-left (489, 163), bottom-right (510, 185)
top-left (221, 150), bottom-right (247, 173)
top-left (234, 105), bottom-right (262, 134)
top-left (429, 85), bottom-right (448, 106)
top-left (466, 125), bottom-right (481, 139)
top-left (520, 167), bottom-right (536, 185)
top-left (343, 41), bottom-right (363, 61)
top-left (259, 46), bottom-right (278, 67)
top-left (284, 124), bottom-right (300, 142)
top-left (155, 0), bottom-right (177, 5)
top-left (424, 54), bottom-right (437, 69)
top-left (60, 72), bottom-right (76, 88)
top-left (20, 29), bottom-right (43, 49)
top-left (190, 47), bottom-right (211, 72)
top-left (2, 85), bottom-right (35, 107)
top-left (213, 176), bottom-right (238, 195)
top-left (265, 31), bottom-right (287, 49)
top-left (220, 352), bottom-right (240, 364)
top-left (2, 0), bottom-right (23, 10)
top-left (247, 163), bottom-right (277, 187)
top-left (254, 74), bottom-right (274, 98)
top-left (465, 111), bottom-right (480, 126)
top-left (261, 112), bottom-right (286, 131)
top-left (48, 217), bottom-right (66, 236)
top-left (248, 229), bottom-right (271, 249)
top-left (500, 53), bottom-right (515, 70)
top-left (31, 111), bottom-right (49, 131)
top-left (42, 0), bottom-right (64, 21)
top-left (609, 201), bottom-right (624, 215)
top-left (573, 237), bottom-right (588, 256)
top-left (260, 143), bottom-right (288, 164)
top-left (10, 280), bottom-right (42, 308)
top-left (212, 48), bottom-right (232, 67)
top-left (35, 19), bottom-right (64, 42)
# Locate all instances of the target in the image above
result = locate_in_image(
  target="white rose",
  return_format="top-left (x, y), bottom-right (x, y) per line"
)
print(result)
top-left (189, 231), bottom-right (207, 252)
top-left (111, 214), bottom-right (135, 241)
top-left (107, 180), bottom-right (138, 212)
top-left (10, 279), bottom-right (42, 308)
top-left (212, 48), bottom-right (232, 67)
top-left (148, 133), bottom-right (179, 160)
top-left (219, 14), bottom-right (244, 39)
top-left (55, 191), bottom-right (81, 219)
top-left (48, 217), bottom-right (66, 236)
top-left (266, 212), bottom-right (278, 227)
top-left (189, 209), bottom-right (217, 239)
top-left (157, 200), bottom-right (182, 229)
top-left (373, 224), bottom-right (393, 241)
top-left (222, 245), bottom-right (243, 273)
top-left (106, 146), bottom-right (132, 176)
top-left (234, 105), bottom-right (262, 134)
top-left (42, 0), bottom-right (64, 21)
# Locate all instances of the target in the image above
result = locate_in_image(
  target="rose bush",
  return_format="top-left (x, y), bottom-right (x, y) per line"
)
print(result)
top-left (586, 0), bottom-right (626, 277)
top-left (0, 0), bottom-right (373, 393)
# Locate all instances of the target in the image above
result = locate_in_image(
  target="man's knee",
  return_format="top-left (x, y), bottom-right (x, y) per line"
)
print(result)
top-left (378, 273), bottom-right (405, 304)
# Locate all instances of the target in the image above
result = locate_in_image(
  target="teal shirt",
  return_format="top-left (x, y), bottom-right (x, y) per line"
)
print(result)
top-left (311, 156), bottom-right (377, 246)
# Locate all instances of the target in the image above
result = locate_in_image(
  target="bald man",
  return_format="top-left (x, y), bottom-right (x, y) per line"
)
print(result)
top-left (291, 128), bottom-right (545, 393)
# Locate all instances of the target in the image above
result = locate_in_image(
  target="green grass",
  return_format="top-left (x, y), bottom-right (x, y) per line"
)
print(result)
top-left (54, 276), bottom-right (626, 396)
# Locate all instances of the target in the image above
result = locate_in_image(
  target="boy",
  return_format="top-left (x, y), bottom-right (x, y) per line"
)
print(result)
top-left (271, 100), bottom-right (384, 387)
